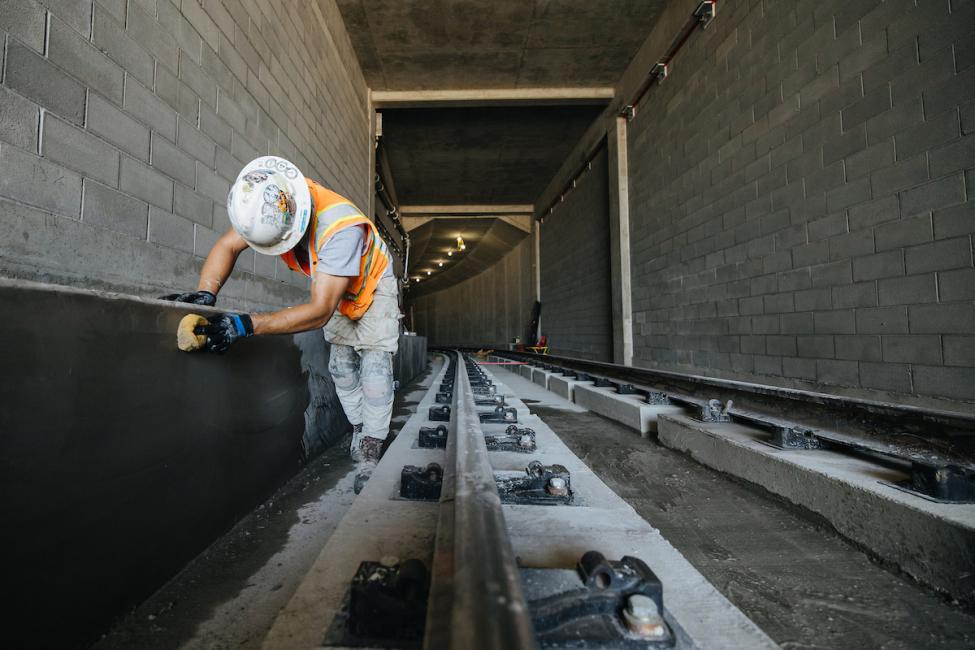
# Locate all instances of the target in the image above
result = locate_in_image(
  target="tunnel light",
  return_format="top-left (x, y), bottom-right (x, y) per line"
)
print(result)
top-left (426, 270), bottom-right (431, 276)
top-left (456, 236), bottom-right (466, 250)
top-left (438, 261), bottom-right (444, 267)
top-left (447, 251), bottom-right (453, 257)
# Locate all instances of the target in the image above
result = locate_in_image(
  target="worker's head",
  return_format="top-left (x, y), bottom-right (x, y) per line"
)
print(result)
top-left (226, 156), bottom-right (311, 255)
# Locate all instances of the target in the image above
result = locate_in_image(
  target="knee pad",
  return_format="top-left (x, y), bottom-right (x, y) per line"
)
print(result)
top-left (328, 346), bottom-right (359, 390)
top-left (360, 351), bottom-right (393, 406)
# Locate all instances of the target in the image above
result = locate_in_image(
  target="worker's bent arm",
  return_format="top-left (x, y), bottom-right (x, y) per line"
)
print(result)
top-left (197, 228), bottom-right (249, 294)
top-left (249, 273), bottom-right (351, 336)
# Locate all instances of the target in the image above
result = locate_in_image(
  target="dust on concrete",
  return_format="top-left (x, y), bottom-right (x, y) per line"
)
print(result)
top-left (533, 405), bottom-right (975, 650)
top-left (93, 359), bottom-right (438, 650)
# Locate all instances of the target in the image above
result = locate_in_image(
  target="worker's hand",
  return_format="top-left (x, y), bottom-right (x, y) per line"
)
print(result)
top-left (159, 290), bottom-right (217, 306)
top-left (195, 313), bottom-right (254, 354)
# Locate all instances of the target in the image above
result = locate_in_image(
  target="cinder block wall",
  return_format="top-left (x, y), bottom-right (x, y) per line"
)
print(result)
top-left (621, 0), bottom-right (975, 407)
top-left (410, 237), bottom-right (535, 348)
top-left (0, 0), bottom-right (370, 311)
top-left (540, 147), bottom-right (613, 361)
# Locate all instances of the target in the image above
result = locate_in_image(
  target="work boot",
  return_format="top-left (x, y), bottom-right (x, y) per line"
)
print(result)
top-left (349, 423), bottom-right (364, 462)
top-left (353, 435), bottom-right (384, 494)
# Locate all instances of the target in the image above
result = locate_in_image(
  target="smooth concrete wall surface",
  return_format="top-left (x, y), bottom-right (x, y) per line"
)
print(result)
top-left (394, 333), bottom-right (428, 386)
top-left (0, 280), bottom-right (349, 648)
top-left (540, 147), bottom-right (614, 361)
top-left (0, 0), bottom-right (370, 312)
top-left (410, 235), bottom-right (535, 348)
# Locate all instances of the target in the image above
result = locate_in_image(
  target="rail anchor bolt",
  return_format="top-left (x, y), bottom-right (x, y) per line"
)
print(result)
top-left (546, 476), bottom-right (568, 496)
top-left (623, 594), bottom-right (666, 638)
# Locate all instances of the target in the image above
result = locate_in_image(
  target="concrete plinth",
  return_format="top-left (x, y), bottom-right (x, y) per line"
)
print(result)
top-left (549, 374), bottom-right (589, 400)
top-left (531, 367), bottom-right (555, 388)
top-left (573, 384), bottom-right (685, 434)
top-left (657, 414), bottom-right (975, 606)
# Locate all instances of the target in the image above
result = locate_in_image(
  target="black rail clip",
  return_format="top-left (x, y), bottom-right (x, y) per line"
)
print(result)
top-left (479, 405), bottom-right (518, 423)
top-left (496, 461), bottom-right (572, 505)
top-left (428, 405), bottom-right (451, 422)
top-left (400, 463), bottom-right (443, 501)
top-left (594, 377), bottom-right (614, 388)
top-left (326, 558), bottom-right (429, 648)
top-left (439, 382), bottom-right (454, 394)
top-left (770, 425), bottom-right (821, 450)
top-left (697, 398), bottom-right (733, 422)
top-left (485, 425), bottom-right (537, 453)
top-left (418, 424), bottom-right (448, 449)
top-left (616, 383), bottom-right (638, 395)
top-left (646, 391), bottom-right (670, 405)
top-left (435, 391), bottom-right (452, 404)
top-left (892, 461), bottom-right (975, 503)
top-left (472, 382), bottom-right (497, 396)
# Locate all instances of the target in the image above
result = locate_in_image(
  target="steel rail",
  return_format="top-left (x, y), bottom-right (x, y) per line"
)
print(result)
top-left (423, 351), bottom-right (539, 650)
top-left (491, 349), bottom-right (975, 466)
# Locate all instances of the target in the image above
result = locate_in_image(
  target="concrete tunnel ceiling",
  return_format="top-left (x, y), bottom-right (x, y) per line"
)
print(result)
top-left (339, 0), bottom-right (672, 294)
top-left (335, 0), bottom-right (669, 89)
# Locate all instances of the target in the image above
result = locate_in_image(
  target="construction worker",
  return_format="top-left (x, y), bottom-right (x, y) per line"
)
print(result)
top-left (161, 156), bottom-right (400, 493)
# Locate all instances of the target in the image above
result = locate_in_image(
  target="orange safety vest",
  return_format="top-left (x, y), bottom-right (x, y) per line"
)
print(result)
top-left (280, 179), bottom-right (390, 320)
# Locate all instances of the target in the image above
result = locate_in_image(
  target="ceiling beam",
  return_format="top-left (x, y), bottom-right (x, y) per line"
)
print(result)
top-left (371, 87), bottom-right (615, 109)
top-left (400, 204), bottom-right (534, 215)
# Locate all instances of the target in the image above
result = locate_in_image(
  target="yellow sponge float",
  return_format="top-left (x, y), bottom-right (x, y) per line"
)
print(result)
top-left (177, 314), bottom-right (208, 352)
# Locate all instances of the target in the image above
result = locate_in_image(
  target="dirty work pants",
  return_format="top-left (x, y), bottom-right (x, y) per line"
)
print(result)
top-left (324, 276), bottom-right (401, 456)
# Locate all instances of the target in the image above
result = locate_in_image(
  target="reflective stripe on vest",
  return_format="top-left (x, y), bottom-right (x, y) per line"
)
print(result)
top-left (279, 179), bottom-right (390, 320)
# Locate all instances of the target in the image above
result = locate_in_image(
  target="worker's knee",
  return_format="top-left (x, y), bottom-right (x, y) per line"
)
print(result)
top-left (328, 345), bottom-right (359, 390)
top-left (360, 350), bottom-right (393, 406)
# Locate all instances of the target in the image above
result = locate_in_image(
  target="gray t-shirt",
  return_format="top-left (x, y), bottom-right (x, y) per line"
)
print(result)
top-left (316, 226), bottom-right (393, 277)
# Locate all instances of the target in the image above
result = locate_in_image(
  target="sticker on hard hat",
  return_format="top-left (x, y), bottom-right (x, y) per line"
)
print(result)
top-left (260, 157), bottom-right (299, 180)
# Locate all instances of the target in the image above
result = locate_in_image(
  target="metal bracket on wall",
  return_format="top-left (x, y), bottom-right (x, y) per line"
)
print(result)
top-left (694, 1), bottom-right (717, 28)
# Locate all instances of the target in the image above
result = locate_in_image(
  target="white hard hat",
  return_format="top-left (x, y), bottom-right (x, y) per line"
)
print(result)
top-left (227, 156), bottom-right (312, 255)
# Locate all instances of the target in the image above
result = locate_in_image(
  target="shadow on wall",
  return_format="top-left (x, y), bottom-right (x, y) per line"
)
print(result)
top-left (0, 280), bottom-right (349, 648)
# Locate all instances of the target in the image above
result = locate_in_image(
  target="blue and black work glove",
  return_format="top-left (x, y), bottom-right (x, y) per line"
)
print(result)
top-left (160, 290), bottom-right (217, 306)
top-left (196, 313), bottom-right (254, 354)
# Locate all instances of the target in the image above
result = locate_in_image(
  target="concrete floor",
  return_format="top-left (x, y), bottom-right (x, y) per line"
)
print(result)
top-left (93, 364), bottom-right (436, 649)
top-left (486, 366), bottom-right (975, 649)
top-left (95, 362), bottom-right (975, 648)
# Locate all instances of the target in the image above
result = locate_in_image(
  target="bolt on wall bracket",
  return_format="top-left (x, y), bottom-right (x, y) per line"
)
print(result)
top-left (694, 1), bottom-right (717, 28)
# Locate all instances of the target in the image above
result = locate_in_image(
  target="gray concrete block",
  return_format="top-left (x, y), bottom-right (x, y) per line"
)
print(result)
top-left (176, 118), bottom-right (216, 167)
top-left (42, 113), bottom-right (120, 187)
top-left (883, 334), bottom-right (942, 365)
top-left (89, 8), bottom-right (154, 91)
top-left (204, 0), bottom-right (236, 40)
top-left (0, 144), bottom-right (83, 217)
top-left (120, 155), bottom-right (174, 210)
top-left (4, 40), bottom-right (87, 125)
top-left (48, 15), bottom-right (125, 106)
top-left (148, 206), bottom-right (195, 253)
top-left (158, 0), bottom-right (203, 64)
top-left (870, 154), bottom-right (928, 197)
top-left (94, 0), bottom-right (125, 23)
top-left (657, 414), bottom-right (975, 604)
top-left (875, 214), bottom-right (932, 252)
top-left (202, 43), bottom-right (235, 95)
top-left (834, 334), bottom-right (882, 362)
top-left (216, 31), bottom-right (247, 83)
top-left (194, 223), bottom-right (220, 258)
top-left (878, 273), bottom-right (938, 306)
top-left (913, 365), bottom-right (975, 401)
top-left (216, 88), bottom-right (246, 133)
top-left (901, 174), bottom-right (966, 217)
top-left (548, 374), bottom-right (587, 401)
top-left (841, 86), bottom-right (891, 130)
top-left (845, 141), bottom-right (894, 181)
top-left (180, 0), bottom-right (220, 51)
top-left (0, 85), bottom-right (40, 151)
top-left (848, 195), bottom-right (900, 231)
top-left (810, 260), bottom-right (852, 288)
top-left (174, 183), bottom-right (213, 227)
top-left (909, 303), bottom-right (975, 335)
top-left (195, 162), bottom-right (230, 204)
top-left (124, 1), bottom-right (180, 74)
top-left (852, 250), bottom-right (904, 282)
top-left (924, 65), bottom-right (975, 121)
top-left (199, 103), bottom-right (232, 149)
top-left (573, 384), bottom-right (684, 434)
top-left (832, 282), bottom-right (877, 309)
top-left (156, 65), bottom-right (201, 122)
top-left (83, 179), bottom-right (149, 238)
top-left (896, 108), bottom-right (960, 161)
top-left (150, 133), bottom-right (196, 187)
top-left (905, 237), bottom-right (972, 275)
top-left (0, 0), bottom-right (46, 53)
top-left (929, 134), bottom-right (975, 179)
top-left (938, 268), bottom-right (975, 301)
top-left (944, 336), bottom-right (975, 367)
top-left (857, 305), bottom-right (909, 335)
top-left (123, 79), bottom-right (178, 143)
top-left (828, 229), bottom-right (874, 262)
top-left (531, 367), bottom-right (552, 389)
top-left (179, 48), bottom-right (217, 107)
top-left (87, 93), bottom-right (150, 161)
top-left (39, 0), bottom-right (93, 36)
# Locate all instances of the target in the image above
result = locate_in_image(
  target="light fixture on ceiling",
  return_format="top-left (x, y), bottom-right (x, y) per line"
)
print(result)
top-left (456, 236), bottom-right (466, 251)
top-left (426, 270), bottom-right (431, 276)
top-left (447, 250), bottom-right (453, 257)
top-left (438, 261), bottom-right (443, 267)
